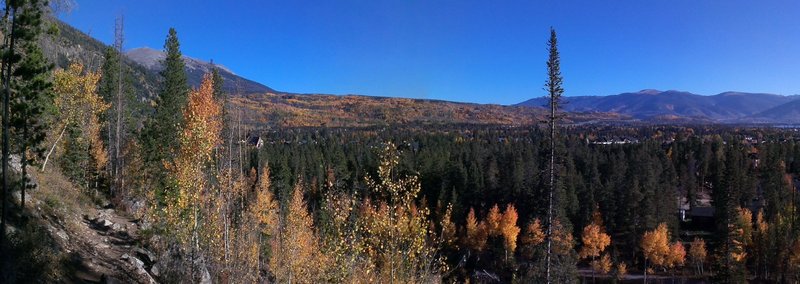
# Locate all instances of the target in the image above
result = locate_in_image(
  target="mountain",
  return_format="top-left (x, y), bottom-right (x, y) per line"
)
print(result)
top-left (517, 90), bottom-right (799, 122)
top-left (125, 47), bottom-right (276, 94)
top-left (750, 100), bottom-right (800, 123)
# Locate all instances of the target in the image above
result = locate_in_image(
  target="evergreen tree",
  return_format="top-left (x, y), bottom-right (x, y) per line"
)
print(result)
top-left (10, 6), bottom-right (52, 210)
top-left (98, 46), bottom-right (136, 197)
top-left (544, 26), bottom-right (564, 284)
top-left (141, 28), bottom-right (188, 202)
top-left (1, 0), bottom-right (50, 247)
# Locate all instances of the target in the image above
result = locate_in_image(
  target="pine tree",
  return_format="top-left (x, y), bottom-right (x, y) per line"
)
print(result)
top-left (98, 42), bottom-right (136, 198)
top-left (1, 0), bottom-right (50, 247)
top-left (141, 27), bottom-right (188, 203)
top-left (10, 6), bottom-right (52, 210)
top-left (544, 27), bottom-right (564, 284)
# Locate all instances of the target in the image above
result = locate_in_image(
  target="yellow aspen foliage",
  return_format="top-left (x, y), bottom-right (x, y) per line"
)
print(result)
top-left (52, 63), bottom-right (110, 174)
top-left (689, 237), bottom-right (707, 275)
top-left (163, 73), bottom-right (222, 246)
top-left (590, 253), bottom-right (612, 274)
top-left (727, 207), bottom-right (752, 264)
top-left (321, 191), bottom-right (374, 283)
top-left (465, 207), bottom-right (484, 251)
top-left (486, 204), bottom-right (502, 236)
top-left (271, 181), bottom-right (325, 283)
top-left (579, 223), bottom-right (611, 260)
top-left (551, 219), bottom-right (574, 256)
top-left (667, 241), bottom-right (686, 269)
top-left (500, 204), bottom-right (521, 254)
top-left (615, 262), bottom-right (628, 280)
top-left (641, 223), bottom-right (671, 269)
top-left (440, 203), bottom-right (457, 249)
top-left (521, 218), bottom-right (546, 247)
top-left (736, 207), bottom-right (753, 248)
top-left (53, 63), bottom-right (108, 127)
top-left (253, 165), bottom-right (279, 237)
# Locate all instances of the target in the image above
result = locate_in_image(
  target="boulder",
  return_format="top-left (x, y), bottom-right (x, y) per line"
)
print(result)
top-left (98, 219), bottom-right (114, 230)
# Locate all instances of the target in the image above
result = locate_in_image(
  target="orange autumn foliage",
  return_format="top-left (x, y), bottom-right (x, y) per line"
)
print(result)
top-left (500, 204), bottom-right (521, 254)
top-left (486, 204), bottom-right (502, 236)
top-left (668, 241), bottom-right (686, 268)
top-left (641, 223), bottom-right (671, 269)
top-left (465, 208), bottom-right (488, 252)
top-left (271, 181), bottom-right (325, 283)
top-left (579, 223), bottom-right (611, 260)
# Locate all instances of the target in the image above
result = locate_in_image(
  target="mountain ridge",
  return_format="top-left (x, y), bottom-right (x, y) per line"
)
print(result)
top-left (517, 90), bottom-right (800, 123)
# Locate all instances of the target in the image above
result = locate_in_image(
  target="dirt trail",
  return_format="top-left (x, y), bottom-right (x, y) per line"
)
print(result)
top-left (38, 202), bottom-right (159, 283)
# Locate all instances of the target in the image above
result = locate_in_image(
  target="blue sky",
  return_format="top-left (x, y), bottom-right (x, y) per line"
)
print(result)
top-left (60, 1), bottom-right (800, 105)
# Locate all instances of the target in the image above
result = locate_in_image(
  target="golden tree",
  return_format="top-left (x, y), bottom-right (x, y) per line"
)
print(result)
top-left (520, 218), bottom-right (546, 260)
top-left (360, 142), bottom-right (444, 282)
top-left (440, 203), bottom-right (457, 249)
top-left (253, 165), bottom-right (280, 245)
top-left (500, 204), bottom-right (521, 261)
top-left (465, 207), bottom-right (488, 252)
top-left (641, 223), bottom-right (670, 280)
top-left (667, 241), bottom-right (686, 277)
top-left (591, 253), bottom-right (612, 275)
top-left (689, 237), bottom-right (707, 276)
top-left (163, 73), bottom-right (221, 247)
top-left (486, 204), bottom-right (502, 236)
top-left (48, 63), bottom-right (109, 177)
top-left (614, 262), bottom-right (627, 281)
top-left (579, 218), bottom-right (611, 280)
top-left (270, 181), bottom-right (325, 283)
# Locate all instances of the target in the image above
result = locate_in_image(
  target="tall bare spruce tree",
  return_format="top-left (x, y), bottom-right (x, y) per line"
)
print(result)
top-left (544, 27), bottom-right (563, 284)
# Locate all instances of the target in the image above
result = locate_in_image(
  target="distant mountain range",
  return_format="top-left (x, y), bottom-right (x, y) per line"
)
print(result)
top-left (517, 90), bottom-right (800, 123)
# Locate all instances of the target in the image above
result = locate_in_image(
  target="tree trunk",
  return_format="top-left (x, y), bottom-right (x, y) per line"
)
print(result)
top-left (41, 123), bottom-right (67, 171)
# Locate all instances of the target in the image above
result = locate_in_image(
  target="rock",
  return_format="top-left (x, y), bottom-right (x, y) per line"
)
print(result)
top-left (99, 219), bottom-right (114, 230)
top-left (121, 253), bottom-right (129, 260)
top-left (129, 255), bottom-right (145, 269)
top-left (9, 154), bottom-right (21, 173)
top-left (97, 209), bottom-right (115, 220)
top-left (149, 264), bottom-right (160, 277)
top-left (111, 223), bottom-right (122, 231)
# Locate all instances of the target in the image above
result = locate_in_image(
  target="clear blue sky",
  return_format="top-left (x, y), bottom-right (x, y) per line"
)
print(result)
top-left (59, 0), bottom-right (800, 105)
